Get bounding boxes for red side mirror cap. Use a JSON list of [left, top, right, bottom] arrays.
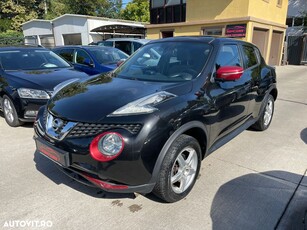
[[216, 66, 244, 81]]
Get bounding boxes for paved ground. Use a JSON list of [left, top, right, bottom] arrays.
[[0, 65, 306, 230]]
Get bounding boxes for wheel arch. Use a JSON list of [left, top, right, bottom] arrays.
[[269, 87, 278, 101], [149, 121, 208, 185]]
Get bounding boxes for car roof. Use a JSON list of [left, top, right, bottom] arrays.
[[104, 38, 151, 44], [0, 45, 46, 51], [148, 36, 256, 47], [53, 45, 120, 50]]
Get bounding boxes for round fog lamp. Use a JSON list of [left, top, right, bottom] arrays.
[[90, 132, 124, 162], [98, 133, 123, 156]]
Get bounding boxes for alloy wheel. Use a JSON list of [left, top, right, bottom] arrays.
[[171, 147, 198, 194], [3, 98, 14, 123], [263, 99, 273, 126]]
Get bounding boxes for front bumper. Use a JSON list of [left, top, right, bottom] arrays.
[[33, 107, 170, 194], [34, 135, 155, 194], [18, 98, 48, 122]]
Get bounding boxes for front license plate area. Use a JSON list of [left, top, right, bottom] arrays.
[[36, 138, 70, 167]]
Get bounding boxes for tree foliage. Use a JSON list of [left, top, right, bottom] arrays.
[[0, 0, 146, 33], [121, 0, 149, 22], [0, 0, 45, 31]]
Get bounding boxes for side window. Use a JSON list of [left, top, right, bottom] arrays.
[[242, 45, 258, 68], [216, 45, 242, 70], [133, 42, 143, 52], [55, 49, 74, 62], [115, 41, 132, 55], [75, 49, 92, 65]]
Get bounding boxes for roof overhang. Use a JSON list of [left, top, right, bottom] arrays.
[[91, 24, 146, 35]]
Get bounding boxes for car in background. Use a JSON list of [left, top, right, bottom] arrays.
[[53, 46, 129, 76], [0, 46, 88, 127], [98, 38, 150, 55], [34, 37, 277, 202]]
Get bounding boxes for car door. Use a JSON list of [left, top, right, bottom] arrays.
[[240, 45, 262, 116], [206, 43, 253, 144], [73, 49, 98, 75]]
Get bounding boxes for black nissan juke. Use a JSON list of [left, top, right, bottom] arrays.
[[34, 37, 277, 202]]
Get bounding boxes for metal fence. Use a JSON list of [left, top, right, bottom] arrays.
[[287, 34, 307, 65]]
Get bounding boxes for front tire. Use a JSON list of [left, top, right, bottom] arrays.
[[153, 134, 201, 203], [252, 94, 274, 131], [2, 95, 23, 127]]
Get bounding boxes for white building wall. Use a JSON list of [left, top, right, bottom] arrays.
[[53, 16, 89, 45], [22, 21, 52, 36], [22, 14, 146, 46]]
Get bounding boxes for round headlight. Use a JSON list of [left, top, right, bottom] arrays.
[[90, 132, 124, 162]]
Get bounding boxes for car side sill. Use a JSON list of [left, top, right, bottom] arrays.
[[207, 117, 256, 156]]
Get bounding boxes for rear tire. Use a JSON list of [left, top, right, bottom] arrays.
[[153, 134, 201, 203], [2, 95, 23, 127], [252, 94, 274, 131]]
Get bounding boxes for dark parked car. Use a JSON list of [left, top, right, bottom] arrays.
[[0, 46, 88, 127], [98, 38, 150, 55], [34, 37, 277, 202], [53, 46, 129, 75]]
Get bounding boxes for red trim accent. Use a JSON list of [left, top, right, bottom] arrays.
[[216, 66, 244, 81], [89, 132, 124, 162], [38, 145, 60, 162], [82, 173, 128, 190]]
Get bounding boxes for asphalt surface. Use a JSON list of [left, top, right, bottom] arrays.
[[0, 65, 307, 230]]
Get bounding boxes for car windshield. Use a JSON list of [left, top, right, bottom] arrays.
[[0, 49, 71, 71], [90, 48, 129, 65], [113, 41, 211, 82]]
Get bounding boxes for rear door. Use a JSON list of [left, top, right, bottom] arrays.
[[240, 44, 262, 117]]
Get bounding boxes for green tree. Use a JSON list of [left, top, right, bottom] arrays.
[[120, 0, 149, 22], [43, 0, 67, 20], [61, 0, 122, 18], [0, 0, 45, 31]]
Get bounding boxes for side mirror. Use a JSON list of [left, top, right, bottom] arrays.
[[83, 58, 94, 67], [216, 66, 244, 81], [117, 59, 125, 67]]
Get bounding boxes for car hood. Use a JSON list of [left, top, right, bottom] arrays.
[[7, 68, 88, 91], [48, 74, 193, 122]]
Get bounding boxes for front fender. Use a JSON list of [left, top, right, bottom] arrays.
[[148, 121, 209, 185]]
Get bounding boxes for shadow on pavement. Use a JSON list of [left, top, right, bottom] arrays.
[[301, 128, 307, 144], [210, 171, 307, 230], [33, 151, 137, 200]]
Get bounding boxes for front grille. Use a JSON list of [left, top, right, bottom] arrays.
[[67, 123, 142, 138]]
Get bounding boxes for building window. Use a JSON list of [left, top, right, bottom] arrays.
[[277, 0, 282, 6], [203, 27, 223, 36], [161, 31, 174, 38], [150, 0, 186, 24]]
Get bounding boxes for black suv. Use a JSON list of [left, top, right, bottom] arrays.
[[0, 46, 88, 127], [34, 37, 277, 203]]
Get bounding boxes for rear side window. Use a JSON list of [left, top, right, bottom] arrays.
[[75, 49, 92, 65], [54, 48, 74, 62], [115, 41, 132, 55], [133, 42, 143, 52], [242, 45, 258, 68], [216, 45, 242, 70]]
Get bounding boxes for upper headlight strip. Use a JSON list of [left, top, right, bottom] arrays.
[[109, 91, 177, 116]]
